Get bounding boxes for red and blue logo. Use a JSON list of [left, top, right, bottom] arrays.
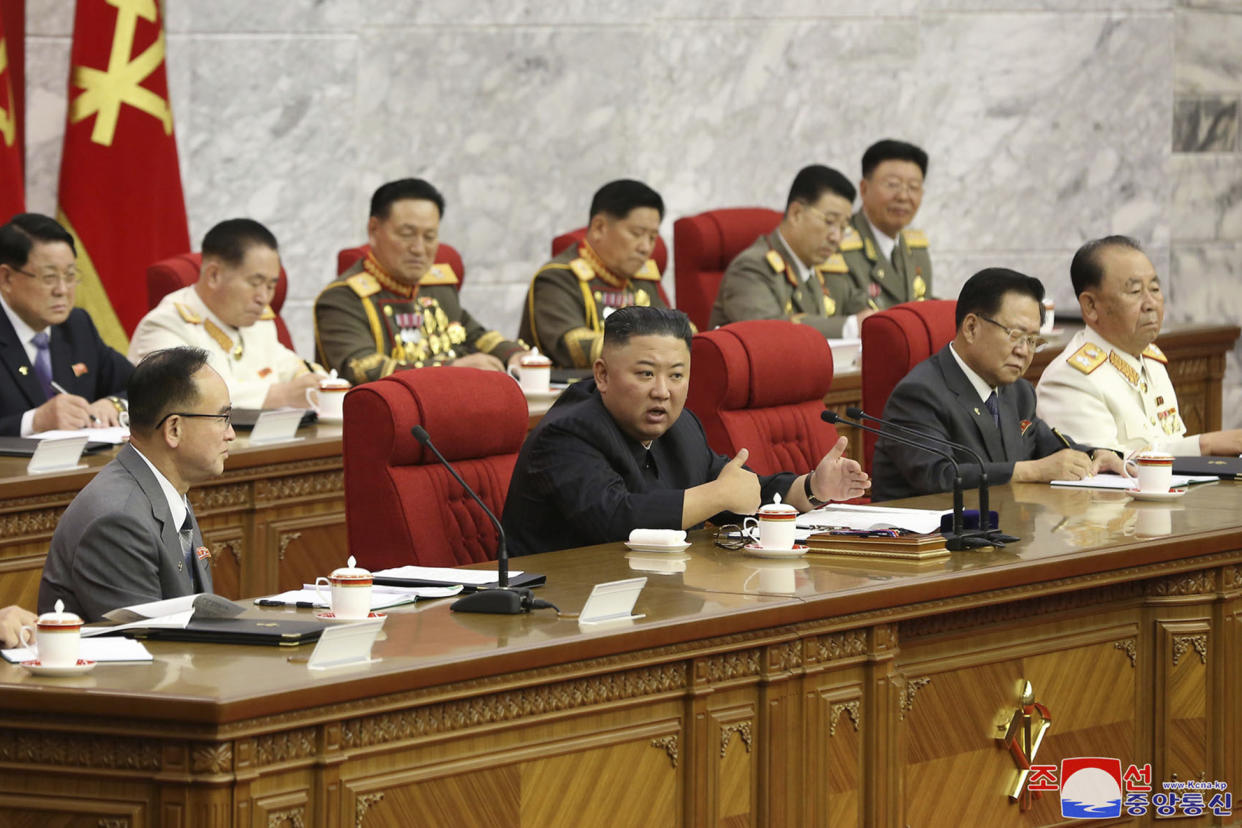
[[1061, 757, 1123, 819]]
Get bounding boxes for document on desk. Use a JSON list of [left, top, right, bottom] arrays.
[[251, 585, 462, 609], [28, 425, 130, 444], [372, 565, 524, 586], [796, 504, 950, 535], [2, 637, 153, 663], [1051, 473, 1217, 489]]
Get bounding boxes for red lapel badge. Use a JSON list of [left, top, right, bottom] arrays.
[[195, 546, 211, 561], [1019, 419, 1033, 435], [71, 362, 88, 376]]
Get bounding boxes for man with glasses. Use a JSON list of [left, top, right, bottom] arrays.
[[130, 218, 323, 408], [1037, 236, 1242, 456], [871, 268, 1125, 501], [39, 347, 233, 620], [709, 165, 873, 337], [0, 213, 132, 435], [838, 139, 934, 309]]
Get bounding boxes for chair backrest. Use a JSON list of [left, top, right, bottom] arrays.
[[672, 208, 783, 331], [335, 243, 467, 289], [342, 367, 528, 569], [860, 299, 958, 471], [145, 252, 294, 350], [550, 228, 671, 306], [685, 320, 838, 476]]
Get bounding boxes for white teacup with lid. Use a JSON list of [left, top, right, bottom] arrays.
[[1127, 450, 1174, 493], [743, 493, 799, 550], [21, 599, 82, 667], [314, 556, 372, 619], [306, 371, 351, 423], [515, 348, 553, 394]]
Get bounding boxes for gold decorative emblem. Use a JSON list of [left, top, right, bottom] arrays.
[[1107, 350, 1139, 388], [864, 237, 877, 261], [765, 250, 785, 273], [823, 295, 836, 316], [997, 679, 1052, 811], [913, 274, 927, 299], [1068, 343, 1105, 374], [18, 365, 27, 376], [635, 289, 651, 307]]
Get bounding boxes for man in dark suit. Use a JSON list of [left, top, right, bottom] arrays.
[[39, 347, 231, 620], [871, 268, 1126, 501], [0, 213, 132, 436]]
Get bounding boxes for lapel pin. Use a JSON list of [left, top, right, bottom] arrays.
[[18, 365, 28, 375], [973, 407, 982, 416]]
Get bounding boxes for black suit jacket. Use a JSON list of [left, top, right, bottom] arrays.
[[871, 344, 1086, 501], [0, 307, 133, 435]]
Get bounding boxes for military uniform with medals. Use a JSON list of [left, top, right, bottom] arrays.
[[707, 231, 868, 337], [519, 241, 671, 369], [1035, 326, 1200, 456], [129, 285, 312, 409], [314, 254, 523, 385], [834, 210, 932, 310]]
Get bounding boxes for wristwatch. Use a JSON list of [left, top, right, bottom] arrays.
[[804, 474, 829, 508]]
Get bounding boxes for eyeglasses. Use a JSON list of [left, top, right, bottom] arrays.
[[156, 410, 233, 429], [978, 315, 1045, 351], [14, 267, 81, 289], [802, 204, 851, 235], [873, 177, 923, 197]]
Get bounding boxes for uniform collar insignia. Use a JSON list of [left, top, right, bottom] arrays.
[[578, 240, 630, 289], [364, 252, 416, 298]]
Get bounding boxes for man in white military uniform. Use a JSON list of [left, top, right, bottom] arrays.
[[1037, 235, 1242, 456], [130, 219, 322, 409]]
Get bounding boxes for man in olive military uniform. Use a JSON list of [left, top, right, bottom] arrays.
[[709, 165, 872, 338], [519, 179, 673, 369], [837, 139, 933, 309], [315, 179, 526, 384]]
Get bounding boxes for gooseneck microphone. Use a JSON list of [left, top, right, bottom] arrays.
[[845, 406, 1019, 545], [411, 426, 555, 614], [822, 411, 990, 550]]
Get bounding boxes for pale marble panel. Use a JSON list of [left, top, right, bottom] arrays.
[[1175, 6, 1242, 95], [921, 0, 1170, 9], [1173, 95, 1239, 152], [1169, 154, 1242, 241], [165, 1, 362, 34], [21, 36, 71, 216], [1168, 242, 1242, 429], [24, 0, 73, 36]]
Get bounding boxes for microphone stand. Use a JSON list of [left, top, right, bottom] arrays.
[[411, 426, 541, 614], [823, 411, 993, 550], [846, 406, 1019, 545]]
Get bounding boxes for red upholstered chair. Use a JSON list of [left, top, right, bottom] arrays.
[[341, 367, 527, 569], [672, 207, 782, 331], [145, 252, 295, 350], [335, 243, 467, 289], [859, 299, 958, 471], [550, 228, 670, 305], [685, 320, 838, 477]]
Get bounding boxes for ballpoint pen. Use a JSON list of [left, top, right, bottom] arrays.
[[49, 380, 99, 423]]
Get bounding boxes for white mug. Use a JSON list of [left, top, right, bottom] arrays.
[[514, 350, 553, 394], [743, 495, 798, 550], [314, 556, 372, 619], [306, 380, 349, 423], [1127, 451, 1174, 493], [21, 599, 82, 667], [1040, 298, 1055, 335]]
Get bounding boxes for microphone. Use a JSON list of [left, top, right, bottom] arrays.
[[410, 426, 553, 614], [845, 406, 1018, 544]]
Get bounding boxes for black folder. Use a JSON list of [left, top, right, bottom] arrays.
[[1172, 456, 1242, 480], [373, 571, 546, 593], [228, 408, 318, 431], [0, 436, 114, 457], [130, 616, 326, 646]]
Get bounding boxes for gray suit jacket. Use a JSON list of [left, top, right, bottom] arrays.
[[871, 344, 1086, 501], [39, 443, 213, 621]]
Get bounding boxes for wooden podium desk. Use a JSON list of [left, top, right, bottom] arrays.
[[2, 482, 1241, 827]]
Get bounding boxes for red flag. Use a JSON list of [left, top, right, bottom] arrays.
[[57, 0, 189, 350], [0, 6, 23, 222]]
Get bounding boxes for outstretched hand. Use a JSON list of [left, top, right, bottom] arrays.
[[810, 436, 870, 502]]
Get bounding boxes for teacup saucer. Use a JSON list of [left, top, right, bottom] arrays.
[[743, 543, 809, 559], [20, 659, 96, 677], [314, 611, 386, 622], [1125, 488, 1187, 502], [624, 541, 691, 554], [522, 389, 560, 402]]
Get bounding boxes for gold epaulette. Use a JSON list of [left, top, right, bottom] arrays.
[[901, 228, 929, 249], [838, 230, 863, 252], [346, 273, 381, 298], [765, 250, 785, 273], [633, 259, 661, 282], [1067, 342, 1107, 374], [570, 258, 595, 283], [259, 305, 276, 321], [1142, 343, 1168, 364], [174, 302, 201, 324], [818, 254, 849, 274], [419, 263, 459, 286]]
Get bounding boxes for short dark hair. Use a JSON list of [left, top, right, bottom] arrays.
[[128, 347, 211, 433], [1069, 235, 1144, 297], [955, 267, 1046, 329], [589, 179, 664, 223], [785, 165, 856, 212], [201, 218, 278, 267], [603, 306, 692, 351], [370, 178, 446, 221], [861, 139, 929, 179], [0, 213, 77, 269]]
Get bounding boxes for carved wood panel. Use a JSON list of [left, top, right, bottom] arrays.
[[708, 705, 756, 827], [807, 683, 863, 828], [1157, 621, 1211, 788], [264, 513, 348, 593], [198, 521, 245, 600]]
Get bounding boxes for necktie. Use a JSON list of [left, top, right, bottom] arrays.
[[179, 512, 199, 591], [31, 331, 54, 399], [984, 391, 1000, 429]]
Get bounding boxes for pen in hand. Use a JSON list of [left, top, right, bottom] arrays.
[[49, 380, 99, 424]]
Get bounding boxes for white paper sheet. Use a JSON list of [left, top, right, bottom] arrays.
[[251, 585, 461, 609], [29, 425, 130, 444], [1051, 474, 1217, 490], [81, 609, 193, 637], [103, 594, 200, 623], [796, 504, 950, 535], [3, 637, 153, 663], [372, 565, 523, 586]]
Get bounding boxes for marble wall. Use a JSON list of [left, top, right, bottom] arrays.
[[19, 0, 1241, 428]]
